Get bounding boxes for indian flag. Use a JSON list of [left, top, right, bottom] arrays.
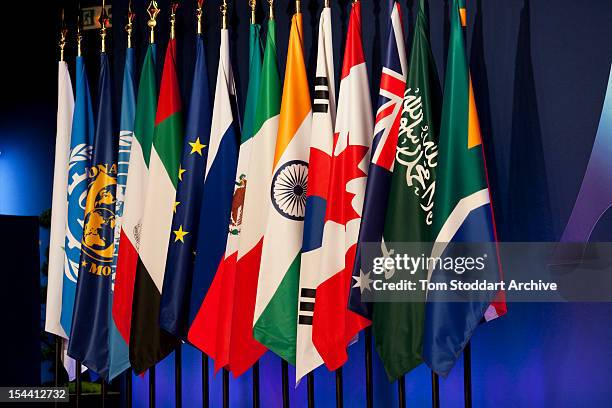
[[253, 11, 312, 364]]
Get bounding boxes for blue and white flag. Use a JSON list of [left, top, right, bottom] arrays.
[[68, 52, 116, 380], [61, 55, 94, 337]]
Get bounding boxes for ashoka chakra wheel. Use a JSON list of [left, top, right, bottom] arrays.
[[271, 160, 308, 221]]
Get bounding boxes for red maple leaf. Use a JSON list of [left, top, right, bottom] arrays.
[[324, 132, 369, 226]]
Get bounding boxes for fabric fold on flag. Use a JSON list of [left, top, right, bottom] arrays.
[[108, 45, 137, 381], [68, 51, 116, 380], [188, 22, 262, 373], [130, 37, 183, 374], [113, 44, 157, 352], [160, 31, 213, 340], [296, 5, 336, 383], [231, 17, 282, 376], [252, 11, 312, 364], [423, 0, 506, 377], [46, 58, 77, 379], [187, 28, 240, 361]]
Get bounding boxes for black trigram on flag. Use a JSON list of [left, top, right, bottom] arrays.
[[298, 288, 316, 325], [313, 76, 330, 113]]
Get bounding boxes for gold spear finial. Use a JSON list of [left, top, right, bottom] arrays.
[[147, 1, 161, 44], [126, 0, 136, 48], [59, 9, 67, 61], [324, 0, 330, 8], [196, 0, 204, 35], [220, 0, 228, 29], [249, 0, 256, 24], [295, 0, 301, 14], [99, 0, 110, 52], [268, 0, 274, 20], [170, 1, 179, 39], [76, 5, 84, 57]]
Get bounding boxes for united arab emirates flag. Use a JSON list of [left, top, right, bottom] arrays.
[[130, 37, 182, 373], [232, 16, 281, 376], [253, 11, 312, 364], [374, 0, 439, 380], [113, 44, 157, 349]]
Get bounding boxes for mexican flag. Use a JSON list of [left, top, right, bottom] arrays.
[[231, 16, 281, 376], [253, 11, 312, 364]]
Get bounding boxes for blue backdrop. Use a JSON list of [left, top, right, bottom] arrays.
[[2, 0, 612, 406]]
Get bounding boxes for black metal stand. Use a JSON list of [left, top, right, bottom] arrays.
[[75, 360, 82, 408], [101, 380, 107, 408], [253, 362, 260, 408], [365, 328, 373, 408], [223, 369, 230, 408], [202, 354, 209, 408], [149, 366, 156, 408], [282, 360, 289, 408], [335, 368, 343, 408], [431, 371, 440, 408], [398, 375, 406, 408], [126, 368, 132, 408], [176, 345, 182, 408], [307, 372, 315, 408], [464, 342, 472, 408]]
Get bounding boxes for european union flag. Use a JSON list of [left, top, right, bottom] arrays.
[[159, 33, 212, 338], [68, 51, 117, 380]]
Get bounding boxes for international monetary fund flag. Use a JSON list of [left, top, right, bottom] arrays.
[[46, 57, 76, 379], [188, 21, 261, 372], [374, 0, 437, 380], [131, 37, 183, 374], [113, 43, 157, 351], [187, 28, 240, 354], [348, 0, 407, 321], [252, 11, 311, 364], [108, 44, 137, 381], [296, 4, 336, 383], [423, 0, 506, 376], [312, 0, 372, 371], [61, 55, 94, 338], [68, 52, 116, 380], [231, 16, 280, 375], [160, 31, 213, 339]]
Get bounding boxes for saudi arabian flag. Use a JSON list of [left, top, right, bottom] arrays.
[[374, 0, 439, 380], [253, 12, 311, 364], [231, 16, 281, 375]]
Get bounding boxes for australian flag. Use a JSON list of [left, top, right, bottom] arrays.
[[68, 51, 116, 380], [159, 33, 212, 339], [348, 0, 408, 318]]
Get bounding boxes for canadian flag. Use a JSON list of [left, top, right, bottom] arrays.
[[311, 0, 373, 371]]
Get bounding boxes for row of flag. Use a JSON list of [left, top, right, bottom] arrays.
[[46, 0, 506, 384]]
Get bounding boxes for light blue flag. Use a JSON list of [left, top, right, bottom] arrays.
[[60, 55, 94, 336], [108, 47, 136, 380]]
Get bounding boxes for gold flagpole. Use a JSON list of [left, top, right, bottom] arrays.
[[295, 0, 300, 13], [196, 0, 204, 35], [147, 1, 161, 44], [99, 0, 109, 52], [324, 0, 330, 8], [170, 1, 179, 40], [126, 0, 135, 49], [59, 9, 67, 62], [76, 4, 83, 57], [221, 0, 228, 29], [268, 0, 274, 20], [249, 0, 256, 24]]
